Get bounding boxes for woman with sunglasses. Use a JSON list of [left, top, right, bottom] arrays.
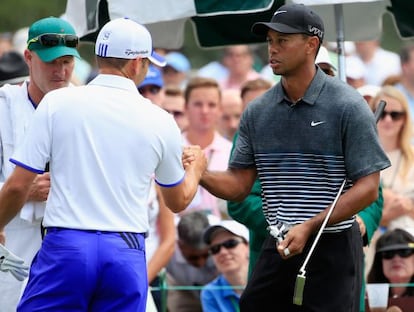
[[201, 220, 249, 312], [367, 228, 414, 300], [370, 86, 414, 235]]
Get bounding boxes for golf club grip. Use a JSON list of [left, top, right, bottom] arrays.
[[374, 100, 386, 123]]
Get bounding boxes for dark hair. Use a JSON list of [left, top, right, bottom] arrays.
[[177, 211, 210, 250], [367, 229, 414, 297], [96, 56, 130, 70], [240, 78, 272, 100], [164, 85, 183, 97], [184, 76, 221, 104]]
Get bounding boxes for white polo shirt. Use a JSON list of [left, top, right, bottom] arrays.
[[11, 74, 185, 233]]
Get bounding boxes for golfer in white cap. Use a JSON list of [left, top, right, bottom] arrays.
[[0, 17, 206, 311]]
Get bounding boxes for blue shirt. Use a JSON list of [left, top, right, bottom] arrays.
[[201, 275, 241, 312]]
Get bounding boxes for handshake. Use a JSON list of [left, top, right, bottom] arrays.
[[0, 244, 29, 281], [268, 221, 291, 244]]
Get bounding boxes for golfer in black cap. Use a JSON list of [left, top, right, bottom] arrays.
[[189, 3, 390, 311]]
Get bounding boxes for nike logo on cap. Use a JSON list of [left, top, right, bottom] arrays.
[[310, 121, 325, 127], [273, 10, 287, 16]]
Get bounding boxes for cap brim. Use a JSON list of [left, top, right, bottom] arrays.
[[203, 225, 224, 245], [138, 79, 163, 88], [148, 51, 166, 67], [35, 46, 80, 62], [377, 243, 414, 253], [0, 75, 29, 87], [252, 22, 307, 36]]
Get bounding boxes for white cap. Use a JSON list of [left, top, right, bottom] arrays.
[[345, 55, 365, 80], [315, 46, 336, 70], [204, 220, 249, 244], [95, 18, 166, 67], [357, 85, 381, 98]]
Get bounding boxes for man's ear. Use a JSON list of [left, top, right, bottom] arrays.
[[307, 37, 320, 57]]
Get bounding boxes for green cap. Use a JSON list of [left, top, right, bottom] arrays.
[[27, 17, 80, 62]]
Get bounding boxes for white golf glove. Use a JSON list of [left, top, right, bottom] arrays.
[[268, 221, 291, 244], [0, 244, 29, 281]]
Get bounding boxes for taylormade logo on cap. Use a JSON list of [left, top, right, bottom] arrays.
[[95, 18, 166, 67]]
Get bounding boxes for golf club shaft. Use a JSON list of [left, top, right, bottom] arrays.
[[298, 99, 386, 274]]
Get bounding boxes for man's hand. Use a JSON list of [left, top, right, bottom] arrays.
[[355, 215, 366, 237], [276, 222, 313, 259], [182, 145, 207, 175], [0, 244, 29, 281], [27, 172, 50, 202], [0, 229, 5, 245]]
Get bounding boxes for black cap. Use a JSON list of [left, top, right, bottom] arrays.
[[0, 51, 29, 86], [251, 3, 324, 43]]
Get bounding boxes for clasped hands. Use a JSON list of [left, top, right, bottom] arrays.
[[182, 145, 207, 175]]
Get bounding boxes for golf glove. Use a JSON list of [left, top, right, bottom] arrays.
[[0, 244, 29, 281], [268, 221, 291, 244]]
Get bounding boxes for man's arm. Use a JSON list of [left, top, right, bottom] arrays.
[[200, 167, 257, 202], [278, 172, 380, 257], [357, 185, 383, 246], [0, 166, 37, 232], [160, 146, 207, 213]]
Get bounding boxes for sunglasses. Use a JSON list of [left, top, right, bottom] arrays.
[[28, 33, 79, 48], [138, 86, 161, 95], [379, 110, 406, 121], [209, 238, 243, 255], [382, 248, 414, 260]]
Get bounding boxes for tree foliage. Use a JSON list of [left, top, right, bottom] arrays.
[[0, 0, 66, 34]]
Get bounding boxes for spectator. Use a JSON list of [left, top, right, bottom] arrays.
[[140, 83, 177, 311], [315, 45, 336, 77], [161, 85, 188, 132], [219, 45, 261, 91], [357, 85, 381, 106], [181, 77, 232, 219], [345, 55, 367, 89], [163, 51, 191, 89], [395, 44, 414, 123], [166, 211, 219, 312], [0, 32, 12, 57], [137, 64, 165, 106], [367, 228, 414, 298], [201, 220, 250, 312], [0, 51, 29, 86], [145, 179, 175, 312], [240, 78, 273, 108], [354, 40, 401, 86], [217, 89, 243, 141], [371, 86, 414, 234]]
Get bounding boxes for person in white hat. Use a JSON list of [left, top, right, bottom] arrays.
[[201, 220, 250, 312], [0, 17, 206, 311]]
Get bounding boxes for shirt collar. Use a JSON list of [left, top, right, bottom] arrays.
[[88, 74, 140, 95], [276, 66, 327, 106]]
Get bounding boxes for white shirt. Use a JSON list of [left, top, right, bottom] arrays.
[[11, 74, 185, 233], [0, 81, 45, 222], [362, 48, 401, 86]]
